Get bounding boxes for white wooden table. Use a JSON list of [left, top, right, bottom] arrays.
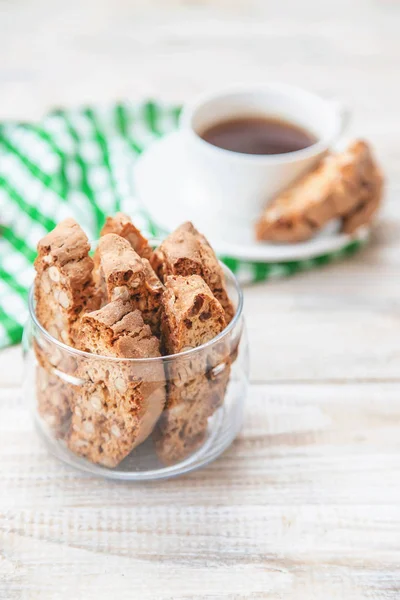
[[1, 1, 400, 598]]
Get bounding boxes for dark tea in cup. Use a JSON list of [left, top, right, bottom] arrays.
[[200, 116, 317, 156]]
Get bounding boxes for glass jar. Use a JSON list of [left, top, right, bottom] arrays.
[[23, 265, 249, 480]]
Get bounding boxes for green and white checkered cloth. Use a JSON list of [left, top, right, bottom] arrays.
[[0, 100, 364, 349]]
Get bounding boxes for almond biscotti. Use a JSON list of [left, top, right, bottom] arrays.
[[100, 212, 153, 260], [69, 299, 166, 467], [151, 222, 235, 324], [93, 213, 153, 288], [255, 140, 384, 243], [97, 233, 144, 299], [34, 219, 99, 433], [154, 275, 229, 465], [97, 233, 164, 334], [34, 218, 99, 346]]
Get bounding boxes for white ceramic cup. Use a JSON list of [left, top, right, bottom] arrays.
[[180, 83, 347, 233]]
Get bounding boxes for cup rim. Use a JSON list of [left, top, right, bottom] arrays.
[[179, 82, 342, 164], [28, 262, 243, 364]]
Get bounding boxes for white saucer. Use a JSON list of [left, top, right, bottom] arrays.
[[134, 131, 370, 262]]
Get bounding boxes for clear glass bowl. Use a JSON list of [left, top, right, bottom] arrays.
[[23, 265, 249, 481]]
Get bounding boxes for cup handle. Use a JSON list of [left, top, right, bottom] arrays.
[[328, 99, 351, 140]]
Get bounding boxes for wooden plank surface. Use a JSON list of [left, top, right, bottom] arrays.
[[1, 0, 400, 598], [1, 383, 400, 598]]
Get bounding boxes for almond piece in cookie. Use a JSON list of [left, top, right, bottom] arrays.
[[69, 299, 166, 467], [97, 233, 164, 334], [151, 221, 234, 324], [255, 140, 384, 243], [154, 275, 230, 465]]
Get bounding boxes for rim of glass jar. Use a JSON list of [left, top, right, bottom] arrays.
[[28, 262, 243, 363]]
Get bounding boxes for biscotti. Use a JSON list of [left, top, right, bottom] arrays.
[[100, 212, 153, 260], [151, 221, 235, 324], [69, 299, 166, 467], [154, 275, 229, 464], [34, 219, 99, 433], [255, 140, 384, 243], [34, 218, 99, 345], [97, 233, 144, 300], [97, 233, 164, 334]]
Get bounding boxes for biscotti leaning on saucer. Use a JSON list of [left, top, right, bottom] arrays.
[[255, 140, 384, 243]]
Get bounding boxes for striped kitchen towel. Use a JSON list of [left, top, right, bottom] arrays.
[[0, 100, 364, 349]]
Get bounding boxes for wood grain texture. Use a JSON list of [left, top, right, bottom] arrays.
[[1, 0, 400, 598], [1, 383, 400, 599]]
